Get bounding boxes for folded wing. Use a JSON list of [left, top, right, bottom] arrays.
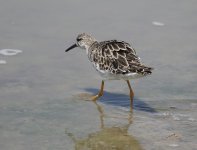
[[100, 40, 153, 75]]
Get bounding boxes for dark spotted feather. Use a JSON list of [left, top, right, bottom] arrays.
[[98, 40, 153, 75]]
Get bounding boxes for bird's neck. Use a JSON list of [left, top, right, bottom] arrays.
[[86, 41, 98, 54]]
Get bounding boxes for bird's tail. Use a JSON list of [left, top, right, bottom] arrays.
[[135, 64, 153, 75]]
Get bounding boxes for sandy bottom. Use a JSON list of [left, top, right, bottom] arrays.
[[0, 0, 197, 149]]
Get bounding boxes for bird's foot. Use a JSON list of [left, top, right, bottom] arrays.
[[91, 94, 101, 101]]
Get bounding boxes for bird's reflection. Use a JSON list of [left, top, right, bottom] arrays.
[[66, 101, 143, 150]]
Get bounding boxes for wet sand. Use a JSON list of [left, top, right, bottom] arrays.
[[0, 0, 197, 149]]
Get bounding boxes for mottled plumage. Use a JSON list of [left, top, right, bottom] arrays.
[[65, 33, 153, 107], [88, 39, 153, 79]]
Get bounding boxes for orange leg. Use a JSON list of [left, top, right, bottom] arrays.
[[126, 80, 134, 108], [91, 80, 104, 101]]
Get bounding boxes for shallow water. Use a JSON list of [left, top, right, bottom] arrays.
[[0, 0, 197, 150]]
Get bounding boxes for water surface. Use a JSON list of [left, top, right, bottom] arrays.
[[0, 0, 196, 149]]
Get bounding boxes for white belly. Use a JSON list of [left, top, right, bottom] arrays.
[[97, 70, 145, 80], [93, 62, 147, 80]]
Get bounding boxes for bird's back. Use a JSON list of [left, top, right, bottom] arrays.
[[88, 40, 153, 80]]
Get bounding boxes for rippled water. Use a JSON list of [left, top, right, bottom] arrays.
[[0, 0, 196, 150]]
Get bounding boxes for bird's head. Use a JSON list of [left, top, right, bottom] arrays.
[[65, 33, 96, 52]]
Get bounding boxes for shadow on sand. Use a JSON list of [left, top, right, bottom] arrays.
[[84, 88, 157, 113]]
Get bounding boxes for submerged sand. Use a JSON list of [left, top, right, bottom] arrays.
[[0, 0, 197, 149]]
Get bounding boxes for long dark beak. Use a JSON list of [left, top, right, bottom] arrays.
[[65, 44, 78, 52]]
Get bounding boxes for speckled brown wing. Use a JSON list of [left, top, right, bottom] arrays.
[[99, 40, 153, 75]]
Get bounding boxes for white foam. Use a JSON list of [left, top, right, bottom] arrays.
[[0, 49, 23, 56], [0, 60, 7, 64], [152, 21, 165, 26]]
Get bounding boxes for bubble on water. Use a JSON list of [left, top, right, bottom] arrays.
[[0, 60, 7, 64], [152, 21, 165, 26], [188, 117, 195, 121], [0, 49, 23, 56], [169, 143, 179, 147], [191, 103, 197, 108], [177, 114, 189, 117], [162, 112, 171, 116], [172, 115, 181, 121]]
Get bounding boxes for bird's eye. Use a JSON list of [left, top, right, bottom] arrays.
[[77, 38, 82, 42]]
